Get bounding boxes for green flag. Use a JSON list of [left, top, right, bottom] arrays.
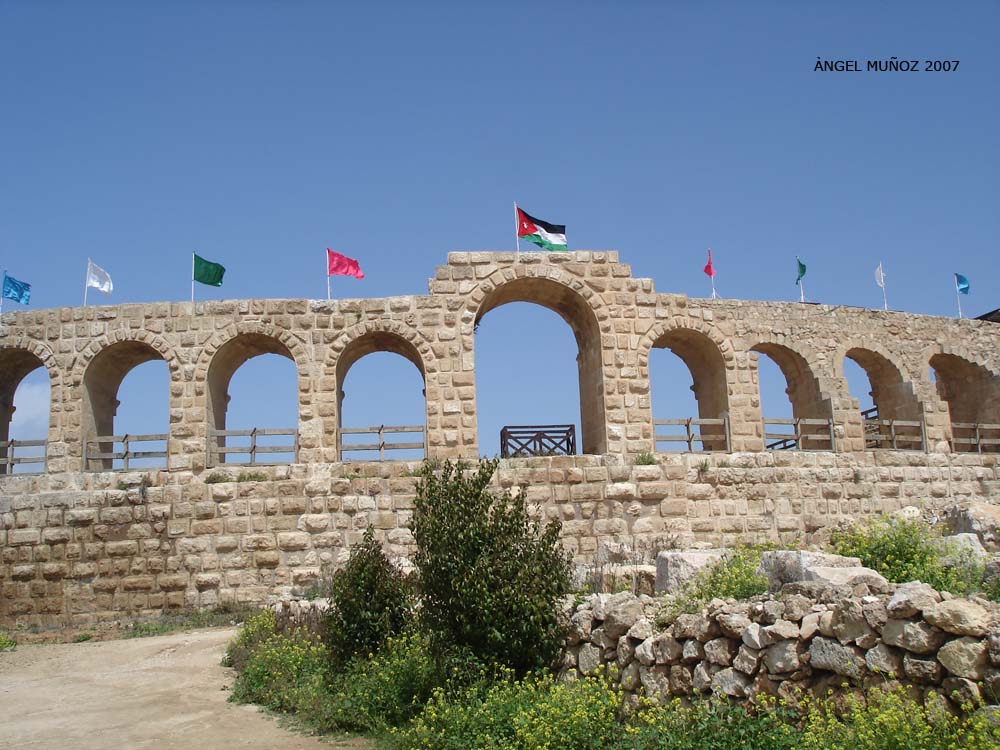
[[193, 253, 225, 287], [795, 257, 807, 285]]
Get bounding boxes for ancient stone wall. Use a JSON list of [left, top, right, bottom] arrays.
[[3, 452, 1000, 629], [2, 251, 1000, 473], [4, 251, 1000, 627]]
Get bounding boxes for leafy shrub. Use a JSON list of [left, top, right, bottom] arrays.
[[395, 678, 998, 750], [831, 517, 984, 594], [73, 633, 93, 642], [664, 545, 769, 618], [798, 685, 998, 750], [634, 452, 657, 466], [230, 625, 326, 712], [203, 471, 230, 484], [325, 526, 412, 670], [296, 631, 443, 733], [237, 470, 268, 482], [411, 458, 572, 674], [0, 631, 16, 651], [223, 609, 277, 670]]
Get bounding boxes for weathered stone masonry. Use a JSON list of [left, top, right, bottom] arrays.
[[3, 251, 1000, 627]]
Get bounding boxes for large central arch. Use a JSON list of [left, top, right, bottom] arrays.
[[473, 275, 607, 455]]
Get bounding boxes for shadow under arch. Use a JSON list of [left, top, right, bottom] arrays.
[[0, 346, 51, 473], [929, 352, 1000, 451], [844, 347, 922, 421], [648, 326, 730, 450], [474, 275, 606, 455], [82, 340, 167, 470]]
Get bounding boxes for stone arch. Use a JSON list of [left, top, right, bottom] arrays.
[[750, 340, 833, 448], [465, 268, 608, 455], [198, 323, 310, 438], [76, 330, 180, 470], [327, 320, 436, 458], [839, 345, 922, 421], [638, 320, 733, 450], [0, 338, 57, 472], [928, 349, 1000, 451]]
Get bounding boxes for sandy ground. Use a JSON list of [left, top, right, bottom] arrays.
[[0, 627, 371, 750]]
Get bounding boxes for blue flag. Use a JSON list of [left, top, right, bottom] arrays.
[[2, 273, 31, 305], [955, 273, 970, 295]]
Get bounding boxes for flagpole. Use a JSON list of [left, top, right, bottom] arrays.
[[710, 274, 717, 300], [880, 264, 888, 311], [191, 253, 195, 303], [956, 278, 963, 319], [326, 251, 331, 301], [514, 202, 521, 260], [84, 258, 90, 307], [799, 279, 805, 303]]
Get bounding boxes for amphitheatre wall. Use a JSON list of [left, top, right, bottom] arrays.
[[3, 251, 1000, 627]]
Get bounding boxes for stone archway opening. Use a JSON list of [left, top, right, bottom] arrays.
[[844, 348, 923, 449], [0, 348, 50, 474], [82, 341, 168, 470], [751, 343, 833, 450], [335, 331, 427, 461], [206, 333, 299, 465], [649, 328, 730, 452], [930, 353, 1000, 452], [473, 277, 606, 456]]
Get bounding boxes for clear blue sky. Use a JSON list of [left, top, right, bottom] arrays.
[[2, 1, 997, 462]]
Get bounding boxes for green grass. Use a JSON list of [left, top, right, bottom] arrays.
[[124, 608, 248, 639]]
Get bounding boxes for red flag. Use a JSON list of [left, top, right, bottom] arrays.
[[703, 248, 716, 278], [327, 249, 364, 279]]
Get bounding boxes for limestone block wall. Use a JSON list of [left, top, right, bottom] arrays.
[[2, 452, 1000, 629], [2, 251, 1000, 474]]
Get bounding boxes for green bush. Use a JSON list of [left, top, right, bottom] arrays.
[[411, 458, 572, 674], [634, 452, 657, 466], [296, 631, 443, 734], [394, 677, 998, 750], [798, 685, 998, 750], [223, 609, 277, 670], [0, 631, 16, 651], [664, 545, 769, 619], [203, 471, 230, 484], [325, 526, 412, 670], [237, 470, 268, 482], [230, 624, 326, 712], [831, 517, 984, 595]]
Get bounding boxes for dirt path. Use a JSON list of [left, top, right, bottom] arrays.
[[0, 628, 371, 749]]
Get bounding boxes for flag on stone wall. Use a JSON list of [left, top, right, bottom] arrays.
[[2, 273, 31, 305], [516, 206, 567, 251], [193, 254, 226, 287]]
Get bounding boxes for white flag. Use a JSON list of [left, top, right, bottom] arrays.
[[86, 260, 113, 295], [874, 262, 885, 289]]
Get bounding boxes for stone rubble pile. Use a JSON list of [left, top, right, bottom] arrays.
[[560, 583, 1000, 712]]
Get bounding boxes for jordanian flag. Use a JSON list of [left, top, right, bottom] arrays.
[[516, 206, 567, 251]]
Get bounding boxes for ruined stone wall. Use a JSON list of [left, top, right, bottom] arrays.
[[4, 251, 1000, 627], [3, 451, 1000, 629], [2, 251, 1000, 473]]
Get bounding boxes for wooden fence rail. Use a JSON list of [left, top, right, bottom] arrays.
[[338, 425, 426, 461], [208, 428, 299, 467], [85, 434, 168, 471], [950, 422, 1000, 454], [0, 439, 47, 475], [653, 416, 731, 452], [764, 417, 836, 451], [500, 425, 576, 458]]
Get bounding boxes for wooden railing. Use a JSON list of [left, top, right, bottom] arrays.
[[654, 417, 731, 452], [0, 439, 47, 475], [338, 425, 426, 461], [208, 428, 299, 467], [950, 422, 1000, 453], [764, 418, 836, 451], [861, 406, 926, 450], [500, 424, 576, 458], [85, 434, 168, 471]]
